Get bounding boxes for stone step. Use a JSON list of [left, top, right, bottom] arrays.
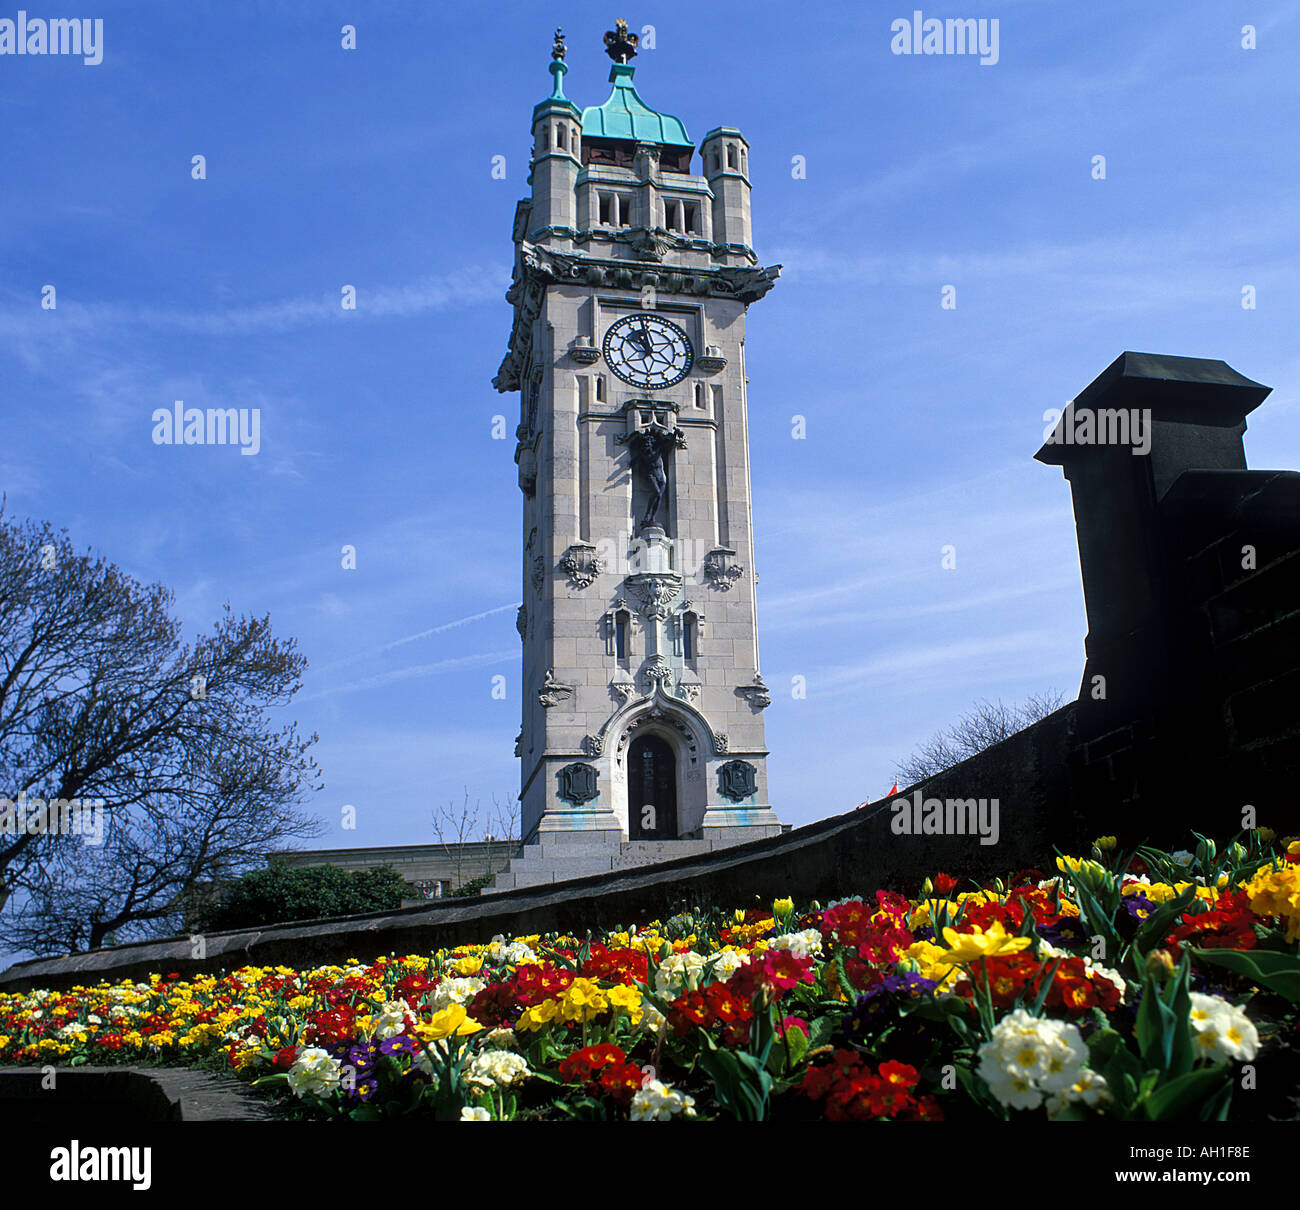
[[505, 856, 616, 875], [619, 840, 713, 861]]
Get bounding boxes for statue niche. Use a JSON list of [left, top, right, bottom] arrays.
[[617, 418, 686, 534]]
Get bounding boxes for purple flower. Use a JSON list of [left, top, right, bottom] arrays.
[[881, 973, 938, 997], [1123, 894, 1157, 921]]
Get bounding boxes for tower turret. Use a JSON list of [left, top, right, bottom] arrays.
[[700, 127, 753, 262], [528, 29, 582, 247]]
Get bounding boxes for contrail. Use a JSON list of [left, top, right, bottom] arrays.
[[313, 602, 521, 674], [378, 603, 522, 652]]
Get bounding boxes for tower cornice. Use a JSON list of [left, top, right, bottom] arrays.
[[494, 244, 779, 391]]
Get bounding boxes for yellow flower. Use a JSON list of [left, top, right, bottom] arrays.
[[1241, 863, 1300, 942], [1093, 836, 1117, 853], [899, 941, 964, 991], [453, 956, 485, 976], [515, 999, 561, 1033], [773, 897, 794, 920], [606, 983, 643, 1026], [935, 922, 1032, 967], [414, 1004, 483, 1042], [559, 978, 609, 1024]]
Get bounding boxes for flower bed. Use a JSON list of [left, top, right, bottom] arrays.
[[1, 833, 1297, 1121]]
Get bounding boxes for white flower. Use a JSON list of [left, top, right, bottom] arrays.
[[369, 999, 412, 1041], [1189, 992, 1259, 1064], [654, 952, 708, 1001], [630, 1079, 696, 1121], [977, 1009, 1091, 1111], [768, 929, 823, 960], [287, 1047, 342, 1099], [708, 950, 748, 982], [484, 1027, 518, 1050], [466, 1049, 530, 1090], [1171, 850, 1195, 868], [56, 1022, 88, 1041], [1046, 1068, 1111, 1118], [639, 1001, 667, 1033], [489, 940, 539, 965], [86, 1014, 102, 1025], [431, 977, 486, 1010], [460, 1106, 492, 1121]]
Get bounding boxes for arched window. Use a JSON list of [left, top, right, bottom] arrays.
[[682, 611, 697, 663]]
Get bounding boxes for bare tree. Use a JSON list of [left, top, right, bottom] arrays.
[[0, 507, 323, 954], [432, 790, 521, 893], [895, 691, 1066, 786], [432, 790, 481, 891], [484, 791, 521, 881]]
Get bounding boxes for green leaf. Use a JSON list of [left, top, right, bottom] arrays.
[[1191, 947, 1300, 1003], [1131, 885, 1198, 957], [785, 1024, 810, 1069], [1141, 1065, 1232, 1121], [1135, 958, 1193, 1078]]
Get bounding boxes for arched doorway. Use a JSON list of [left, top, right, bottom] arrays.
[[627, 733, 677, 840]]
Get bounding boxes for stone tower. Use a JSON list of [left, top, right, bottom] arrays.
[[491, 23, 783, 884]]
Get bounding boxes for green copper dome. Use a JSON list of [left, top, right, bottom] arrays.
[[580, 63, 692, 148]]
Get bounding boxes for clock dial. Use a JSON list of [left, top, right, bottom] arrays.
[[602, 314, 693, 389]]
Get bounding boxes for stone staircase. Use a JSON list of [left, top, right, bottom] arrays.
[[485, 837, 722, 892]]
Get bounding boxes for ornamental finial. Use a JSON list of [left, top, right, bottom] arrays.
[[603, 17, 638, 63], [551, 27, 566, 61]]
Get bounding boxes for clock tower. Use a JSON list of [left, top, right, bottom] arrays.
[[492, 22, 783, 885]]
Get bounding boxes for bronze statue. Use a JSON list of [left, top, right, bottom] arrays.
[[620, 421, 686, 531]]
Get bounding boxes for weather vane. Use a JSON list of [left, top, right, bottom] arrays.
[[603, 17, 639, 63], [551, 27, 566, 61]]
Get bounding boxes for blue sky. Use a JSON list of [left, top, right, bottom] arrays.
[[2, 0, 1298, 858]]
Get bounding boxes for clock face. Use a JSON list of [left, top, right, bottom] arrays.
[[602, 313, 693, 390]]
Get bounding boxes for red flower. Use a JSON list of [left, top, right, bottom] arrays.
[[580, 945, 648, 986], [877, 1060, 919, 1089], [1166, 891, 1259, 951], [931, 873, 958, 896], [271, 1045, 298, 1070], [857, 926, 914, 965], [905, 1094, 945, 1121], [597, 1061, 646, 1108], [559, 1043, 626, 1085], [304, 1008, 356, 1046], [468, 981, 523, 1029], [394, 973, 433, 1003], [731, 950, 815, 1001], [800, 1050, 924, 1121]]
